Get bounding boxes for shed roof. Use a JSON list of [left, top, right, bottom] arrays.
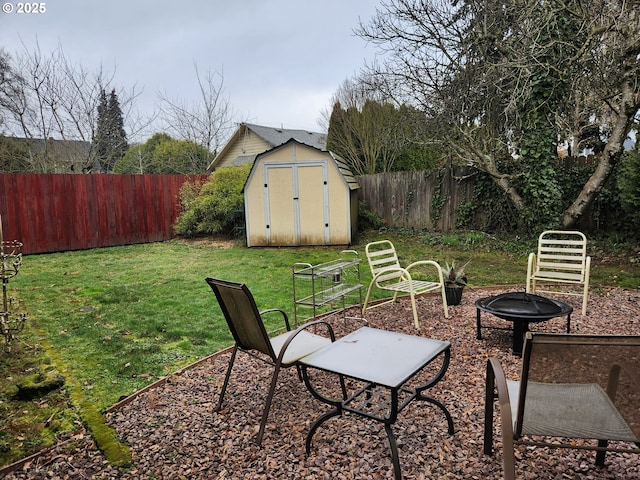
[[249, 138, 359, 191], [330, 151, 360, 191]]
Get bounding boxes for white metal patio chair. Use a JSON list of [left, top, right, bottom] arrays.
[[526, 230, 591, 315], [362, 240, 449, 329]]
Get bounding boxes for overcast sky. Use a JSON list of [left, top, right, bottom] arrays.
[[0, 0, 381, 140]]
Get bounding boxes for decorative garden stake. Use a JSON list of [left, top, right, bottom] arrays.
[[0, 214, 27, 352]]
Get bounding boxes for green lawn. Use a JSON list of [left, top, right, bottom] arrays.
[[1, 230, 638, 466]]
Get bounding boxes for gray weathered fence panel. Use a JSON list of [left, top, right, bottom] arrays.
[[357, 168, 475, 232]]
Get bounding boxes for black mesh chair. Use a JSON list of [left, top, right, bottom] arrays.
[[205, 277, 336, 445]]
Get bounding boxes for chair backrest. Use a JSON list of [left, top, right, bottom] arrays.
[[365, 240, 404, 283], [205, 277, 276, 359], [516, 332, 640, 440], [534, 230, 588, 282]]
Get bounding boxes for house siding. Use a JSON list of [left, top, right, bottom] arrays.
[[216, 130, 271, 168]]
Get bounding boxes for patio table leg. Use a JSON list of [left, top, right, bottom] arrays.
[[415, 395, 455, 434], [305, 408, 342, 455], [385, 423, 402, 480], [414, 348, 455, 434]]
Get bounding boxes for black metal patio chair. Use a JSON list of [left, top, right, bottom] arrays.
[[205, 277, 337, 445]]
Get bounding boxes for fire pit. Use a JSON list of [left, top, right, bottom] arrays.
[[475, 291, 572, 356]]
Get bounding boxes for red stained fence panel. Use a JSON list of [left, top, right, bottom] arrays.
[[0, 174, 209, 255]]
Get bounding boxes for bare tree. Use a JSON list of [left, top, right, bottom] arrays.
[[357, 0, 640, 229], [325, 74, 430, 175], [158, 64, 234, 163], [0, 49, 24, 133], [1, 42, 141, 172]]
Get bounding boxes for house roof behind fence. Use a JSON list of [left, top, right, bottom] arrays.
[[207, 123, 327, 171], [244, 123, 327, 151]]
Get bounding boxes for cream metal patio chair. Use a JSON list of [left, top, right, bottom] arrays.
[[484, 332, 640, 480], [362, 240, 449, 329], [205, 277, 336, 446], [526, 230, 591, 315]]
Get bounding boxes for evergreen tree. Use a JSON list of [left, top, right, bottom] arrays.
[[327, 96, 439, 175], [107, 89, 128, 167], [94, 90, 108, 170], [93, 88, 128, 172]]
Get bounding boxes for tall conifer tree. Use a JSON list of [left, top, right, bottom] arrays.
[[93, 88, 128, 172]]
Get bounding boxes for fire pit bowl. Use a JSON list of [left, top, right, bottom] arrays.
[[475, 291, 573, 355]]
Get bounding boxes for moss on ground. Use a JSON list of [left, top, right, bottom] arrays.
[[0, 319, 131, 469]]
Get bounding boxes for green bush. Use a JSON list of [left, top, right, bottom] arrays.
[[178, 177, 206, 212], [357, 201, 385, 231], [115, 133, 211, 174], [174, 164, 252, 237], [618, 149, 640, 233]]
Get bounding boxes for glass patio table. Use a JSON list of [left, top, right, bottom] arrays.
[[299, 326, 454, 480]]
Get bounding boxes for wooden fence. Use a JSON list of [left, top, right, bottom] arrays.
[[357, 167, 476, 232], [0, 174, 208, 254], [0, 163, 606, 255]]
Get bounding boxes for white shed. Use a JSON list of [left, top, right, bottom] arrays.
[[244, 139, 359, 247]]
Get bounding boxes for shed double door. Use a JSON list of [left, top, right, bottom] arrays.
[[263, 161, 329, 246]]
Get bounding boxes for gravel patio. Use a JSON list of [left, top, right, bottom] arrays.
[[3, 286, 640, 479]]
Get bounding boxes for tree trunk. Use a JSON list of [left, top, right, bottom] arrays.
[[561, 158, 613, 229], [450, 140, 526, 211], [495, 175, 525, 211], [561, 86, 639, 228]]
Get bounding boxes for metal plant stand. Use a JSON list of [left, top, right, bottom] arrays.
[[1, 215, 27, 352], [292, 250, 363, 327]]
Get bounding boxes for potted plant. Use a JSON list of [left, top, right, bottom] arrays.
[[441, 261, 469, 306]]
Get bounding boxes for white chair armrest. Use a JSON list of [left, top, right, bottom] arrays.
[[405, 260, 445, 284]]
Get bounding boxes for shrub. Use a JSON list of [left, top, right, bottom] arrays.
[[115, 133, 211, 174], [617, 149, 640, 233], [178, 177, 206, 213], [357, 201, 385, 231], [174, 164, 252, 237]]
